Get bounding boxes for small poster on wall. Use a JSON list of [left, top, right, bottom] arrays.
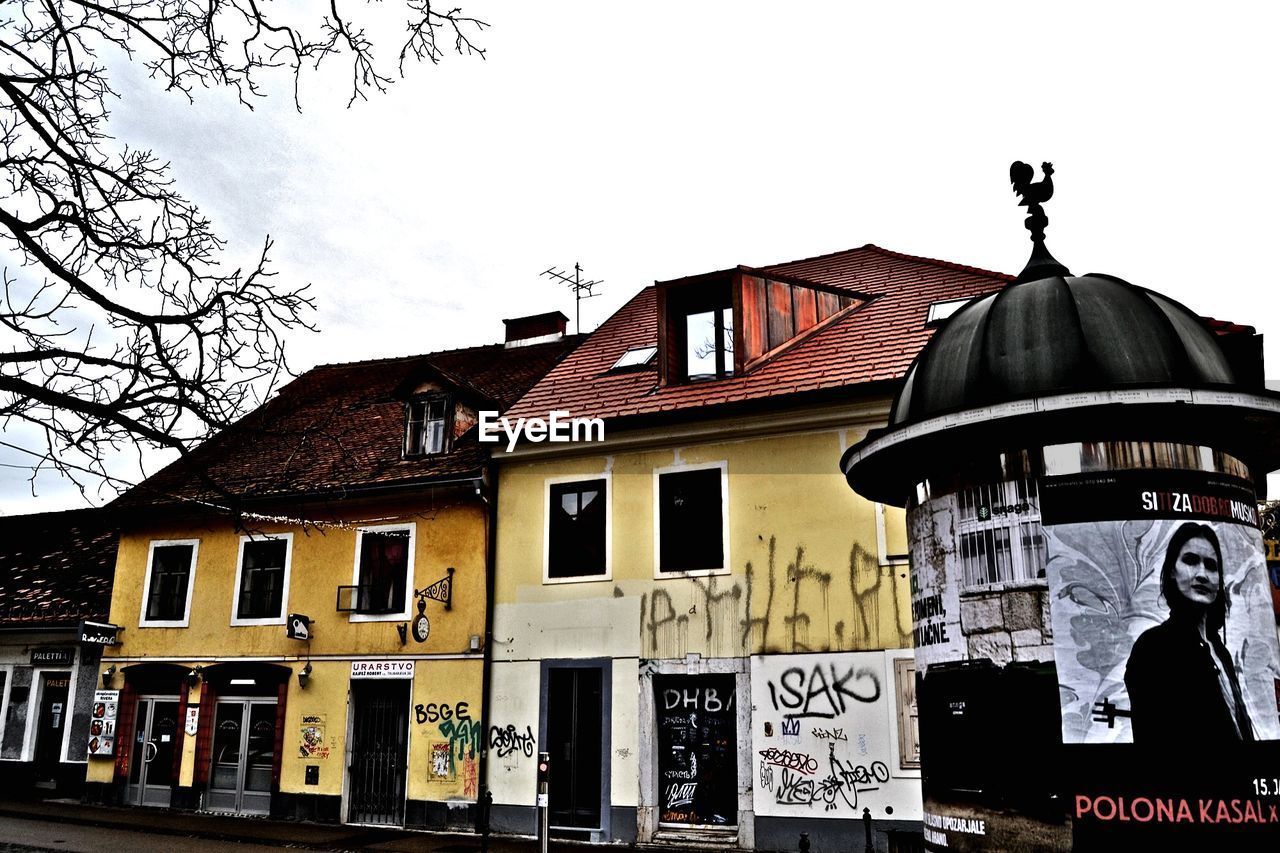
[[88, 689, 119, 756]]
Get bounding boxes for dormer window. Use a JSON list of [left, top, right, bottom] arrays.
[[404, 396, 449, 457], [659, 276, 737, 383], [658, 270, 863, 386]]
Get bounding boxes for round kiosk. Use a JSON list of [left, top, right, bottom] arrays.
[[842, 164, 1280, 851]]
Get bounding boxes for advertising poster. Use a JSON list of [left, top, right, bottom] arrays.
[[298, 714, 328, 759], [88, 689, 119, 757], [909, 461, 1280, 852]]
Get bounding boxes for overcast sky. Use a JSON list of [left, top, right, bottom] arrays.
[[3, 2, 1279, 513]]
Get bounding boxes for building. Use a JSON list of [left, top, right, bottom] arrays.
[[0, 508, 117, 796], [485, 246, 1022, 850], [84, 314, 579, 828]]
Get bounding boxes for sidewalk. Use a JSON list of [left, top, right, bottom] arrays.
[[0, 798, 617, 852]]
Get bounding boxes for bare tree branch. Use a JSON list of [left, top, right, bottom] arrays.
[[0, 1, 486, 509]]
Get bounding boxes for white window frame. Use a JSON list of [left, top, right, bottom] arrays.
[[926, 297, 972, 324], [138, 539, 201, 628], [0, 663, 13, 757], [652, 460, 730, 579], [348, 522, 416, 623], [875, 502, 911, 566], [229, 533, 294, 627], [18, 660, 80, 764], [543, 472, 613, 585]]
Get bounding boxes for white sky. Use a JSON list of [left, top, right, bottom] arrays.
[[3, 1, 1279, 513]]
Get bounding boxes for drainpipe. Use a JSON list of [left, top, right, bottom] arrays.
[[476, 463, 498, 846]]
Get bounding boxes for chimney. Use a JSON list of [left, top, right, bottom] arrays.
[[503, 311, 569, 348]]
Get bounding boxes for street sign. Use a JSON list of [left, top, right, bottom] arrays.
[[287, 613, 311, 641], [78, 620, 119, 646]]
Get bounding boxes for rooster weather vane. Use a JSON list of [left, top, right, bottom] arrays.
[[1009, 160, 1070, 282]]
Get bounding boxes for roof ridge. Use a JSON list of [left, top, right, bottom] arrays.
[[312, 341, 505, 371], [860, 244, 1014, 282]]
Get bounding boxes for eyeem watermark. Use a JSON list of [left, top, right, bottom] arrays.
[[478, 410, 604, 451]]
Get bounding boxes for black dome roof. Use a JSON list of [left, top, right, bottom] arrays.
[[890, 271, 1236, 426]]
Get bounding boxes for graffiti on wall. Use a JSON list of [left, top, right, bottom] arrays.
[[417, 700, 481, 792], [489, 723, 535, 758], [638, 536, 911, 660], [751, 651, 908, 818]]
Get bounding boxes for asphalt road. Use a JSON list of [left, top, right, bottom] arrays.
[[0, 814, 301, 853]]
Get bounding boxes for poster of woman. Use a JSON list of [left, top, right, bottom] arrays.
[[1042, 479, 1280, 747]]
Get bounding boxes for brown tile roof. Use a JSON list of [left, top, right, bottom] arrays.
[[115, 337, 582, 509], [0, 508, 116, 628], [504, 245, 1015, 423]]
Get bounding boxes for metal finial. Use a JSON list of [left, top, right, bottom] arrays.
[[1010, 160, 1070, 282]]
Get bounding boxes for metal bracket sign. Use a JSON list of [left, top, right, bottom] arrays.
[[78, 620, 120, 646], [415, 567, 454, 611], [287, 613, 312, 641]]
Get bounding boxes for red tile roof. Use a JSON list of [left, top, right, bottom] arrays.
[[504, 245, 1015, 423], [115, 337, 582, 509], [0, 508, 116, 628]]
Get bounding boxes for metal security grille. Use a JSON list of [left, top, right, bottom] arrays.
[[347, 681, 409, 826], [955, 476, 1046, 589]]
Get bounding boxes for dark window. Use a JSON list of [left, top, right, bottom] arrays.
[[236, 538, 288, 620], [404, 397, 449, 457], [658, 468, 724, 572], [356, 529, 411, 614], [146, 543, 195, 622], [548, 479, 607, 579]]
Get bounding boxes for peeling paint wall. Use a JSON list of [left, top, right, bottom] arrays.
[[494, 428, 912, 662]]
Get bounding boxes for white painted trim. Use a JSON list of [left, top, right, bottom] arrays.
[[23, 665, 75, 763], [843, 387, 1280, 472], [874, 503, 910, 566], [99, 652, 480, 663], [59, 648, 81, 763], [230, 533, 295, 626], [652, 460, 730, 579], [348, 522, 417, 623], [542, 472, 613, 585], [138, 539, 201, 629], [0, 664, 12, 751]]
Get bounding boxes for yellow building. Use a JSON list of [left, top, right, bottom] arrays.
[[85, 314, 579, 828], [486, 247, 1010, 849]]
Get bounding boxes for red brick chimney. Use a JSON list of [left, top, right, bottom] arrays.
[[503, 311, 569, 347]]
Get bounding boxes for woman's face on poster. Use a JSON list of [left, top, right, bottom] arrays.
[[1172, 536, 1221, 607]]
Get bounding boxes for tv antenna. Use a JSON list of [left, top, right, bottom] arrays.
[[541, 262, 603, 334]]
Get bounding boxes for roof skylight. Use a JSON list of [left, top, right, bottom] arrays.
[[610, 346, 657, 370], [926, 297, 972, 325]]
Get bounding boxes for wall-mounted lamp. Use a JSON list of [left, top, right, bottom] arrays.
[[102, 665, 116, 688], [298, 661, 312, 689], [185, 665, 203, 688]]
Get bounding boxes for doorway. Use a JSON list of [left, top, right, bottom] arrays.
[[206, 698, 276, 814], [33, 672, 71, 787], [654, 673, 738, 827], [125, 696, 180, 807], [546, 667, 603, 831], [347, 680, 409, 826]]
